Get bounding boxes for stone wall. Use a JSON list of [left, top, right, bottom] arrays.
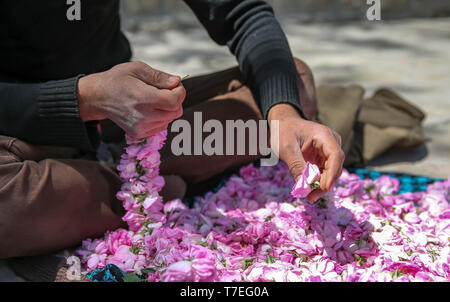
[[121, 0, 450, 21]]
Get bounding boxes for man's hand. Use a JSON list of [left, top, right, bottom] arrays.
[[268, 103, 345, 203], [77, 61, 186, 138]]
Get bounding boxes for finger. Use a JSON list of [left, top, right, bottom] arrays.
[[282, 142, 307, 181], [134, 122, 170, 139], [307, 188, 326, 204], [130, 61, 181, 89], [144, 123, 170, 137], [152, 86, 186, 112], [321, 144, 345, 191], [155, 106, 184, 121], [332, 131, 342, 147], [302, 139, 325, 170], [137, 109, 183, 131]]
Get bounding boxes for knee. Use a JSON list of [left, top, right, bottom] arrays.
[[292, 57, 318, 120], [0, 158, 22, 190], [293, 57, 315, 91], [293, 57, 313, 77]]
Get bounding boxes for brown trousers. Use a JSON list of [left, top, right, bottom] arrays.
[[0, 60, 310, 258], [0, 59, 425, 258]]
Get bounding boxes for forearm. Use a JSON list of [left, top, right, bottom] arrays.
[[268, 103, 302, 124], [0, 76, 98, 151], [230, 8, 304, 120], [184, 0, 306, 119], [268, 58, 318, 122]]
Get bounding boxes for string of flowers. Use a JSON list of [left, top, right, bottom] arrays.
[[76, 132, 450, 282]]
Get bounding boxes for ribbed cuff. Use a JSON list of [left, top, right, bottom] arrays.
[[259, 73, 307, 120], [37, 75, 99, 151]]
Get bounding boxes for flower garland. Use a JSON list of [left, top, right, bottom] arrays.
[[77, 132, 450, 282]]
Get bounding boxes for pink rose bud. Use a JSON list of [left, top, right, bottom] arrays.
[[291, 162, 321, 198]]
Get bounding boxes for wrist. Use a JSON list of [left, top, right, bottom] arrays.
[[268, 103, 303, 123], [77, 75, 106, 122]]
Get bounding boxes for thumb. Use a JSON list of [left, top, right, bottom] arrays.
[[282, 142, 306, 182], [131, 61, 181, 89]]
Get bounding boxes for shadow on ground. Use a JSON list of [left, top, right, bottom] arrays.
[[368, 144, 429, 167]]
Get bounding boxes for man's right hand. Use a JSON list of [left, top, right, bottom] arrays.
[[77, 61, 186, 138]]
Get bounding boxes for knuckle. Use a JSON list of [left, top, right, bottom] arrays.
[[111, 63, 126, 72], [316, 124, 329, 135], [175, 107, 183, 119], [166, 93, 180, 108], [339, 150, 346, 161], [325, 126, 335, 135], [128, 61, 142, 71], [153, 70, 163, 84], [279, 140, 292, 152], [288, 159, 306, 176], [278, 145, 290, 157], [132, 61, 147, 70], [178, 87, 187, 103]]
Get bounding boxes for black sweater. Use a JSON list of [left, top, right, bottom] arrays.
[[0, 0, 304, 151]]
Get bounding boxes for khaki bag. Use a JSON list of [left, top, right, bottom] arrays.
[[315, 85, 425, 167]]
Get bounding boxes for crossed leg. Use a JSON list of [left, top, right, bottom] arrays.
[[160, 58, 317, 183], [0, 136, 125, 258], [0, 58, 317, 258]]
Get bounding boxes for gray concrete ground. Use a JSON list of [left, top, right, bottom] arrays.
[[126, 16, 450, 178], [1, 17, 449, 281]]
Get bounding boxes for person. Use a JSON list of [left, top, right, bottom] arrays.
[[0, 0, 344, 258]]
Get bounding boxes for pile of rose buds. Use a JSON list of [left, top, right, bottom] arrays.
[[77, 132, 450, 282]]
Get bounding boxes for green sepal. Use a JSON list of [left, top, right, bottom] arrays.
[[310, 180, 320, 190], [123, 273, 142, 282]]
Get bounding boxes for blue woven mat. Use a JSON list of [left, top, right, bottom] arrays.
[[87, 264, 126, 282], [207, 168, 443, 196], [347, 168, 443, 193]]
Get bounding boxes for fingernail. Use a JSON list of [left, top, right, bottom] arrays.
[[168, 76, 179, 84]]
